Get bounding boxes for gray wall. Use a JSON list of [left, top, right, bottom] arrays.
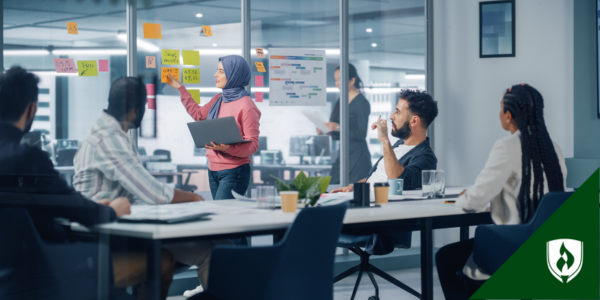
[[567, 0, 600, 188]]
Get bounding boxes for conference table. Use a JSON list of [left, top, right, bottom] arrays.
[[73, 195, 492, 300]]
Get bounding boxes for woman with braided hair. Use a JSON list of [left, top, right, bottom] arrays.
[[435, 83, 567, 299]]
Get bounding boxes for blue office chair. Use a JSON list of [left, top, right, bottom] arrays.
[[0, 207, 131, 300], [473, 191, 574, 275], [190, 203, 348, 300], [335, 232, 420, 300]]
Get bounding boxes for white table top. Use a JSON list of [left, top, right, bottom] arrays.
[[73, 195, 486, 240]]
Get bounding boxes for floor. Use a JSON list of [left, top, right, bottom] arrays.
[[167, 267, 444, 300]]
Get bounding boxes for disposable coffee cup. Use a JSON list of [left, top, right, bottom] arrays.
[[280, 191, 299, 213], [374, 183, 390, 204]]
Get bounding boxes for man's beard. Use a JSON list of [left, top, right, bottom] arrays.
[[391, 120, 411, 140]]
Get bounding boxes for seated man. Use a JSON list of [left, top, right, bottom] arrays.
[[332, 89, 438, 192], [0, 66, 175, 300], [73, 77, 227, 294]]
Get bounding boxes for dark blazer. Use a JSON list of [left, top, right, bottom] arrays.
[[366, 137, 437, 190], [329, 94, 373, 184], [0, 124, 116, 243]]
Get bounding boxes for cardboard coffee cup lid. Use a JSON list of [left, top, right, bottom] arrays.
[[374, 183, 389, 187]]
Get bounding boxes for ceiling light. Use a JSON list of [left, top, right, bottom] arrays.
[[371, 43, 377, 48], [52, 49, 127, 55], [366, 28, 373, 33], [212, 43, 218, 47], [3, 50, 50, 56], [405, 74, 425, 80], [117, 33, 160, 52], [196, 13, 203, 18]]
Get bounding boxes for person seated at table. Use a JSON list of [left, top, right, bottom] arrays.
[[435, 84, 567, 300], [73, 77, 229, 295], [0, 66, 175, 300], [331, 89, 438, 192]]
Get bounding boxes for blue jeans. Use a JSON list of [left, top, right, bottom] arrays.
[[208, 164, 251, 200]]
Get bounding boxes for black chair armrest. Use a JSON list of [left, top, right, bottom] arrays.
[[473, 224, 531, 274]]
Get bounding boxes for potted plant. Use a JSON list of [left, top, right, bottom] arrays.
[[272, 171, 331, 207]]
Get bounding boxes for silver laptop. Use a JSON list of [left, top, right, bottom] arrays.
[[187, 116, 252, 149]]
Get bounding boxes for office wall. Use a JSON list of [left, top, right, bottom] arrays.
[[432, 0, 574, 186], [567, 0, 600, 187]]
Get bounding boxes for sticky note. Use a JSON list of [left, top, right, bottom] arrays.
[[161, 67, 180, 83], [98, 59, 109, 72], [255, 48, 265, 58], [183, 68, 200, 84], [146, 83, 155, 96], [188, 89, 200, 104], [255, 75, 264, 87], [255, 62, 266, 72], [162, 49, 180, 65], [77, 60, 98, 77], [182, 50, 200, 65], [67, 22, 78, 34], [146, 56, 156, 68], [147, 98, 156, 110], [53, 58, 77, 73], [146, 84, 156, 109], [143, 23, 162, 39], [255, 92, 263, 102], [201, 25, 213, 37]]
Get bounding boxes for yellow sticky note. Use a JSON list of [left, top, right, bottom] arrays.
[[67, 22, 78, 34], [77, 60, 98, 77], [146, 56, 156, 68], [162, 49, 180, 65], [188, 89, 200, 104], [202, 25, 213, 37], [161, 67, 180, 83], [255, 62, 266, 72], [143, 23, 162, 39], [182, 50, 200, 66], [183, 68, 200, 84]]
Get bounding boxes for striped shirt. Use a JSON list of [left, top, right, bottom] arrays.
[[73, 111, 174, 205]]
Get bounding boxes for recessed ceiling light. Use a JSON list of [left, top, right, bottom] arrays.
[[212, 43, 218, 47], [366, 28, 373, 33], [196, 13, 203, 18], [371, 43, 377, 48]]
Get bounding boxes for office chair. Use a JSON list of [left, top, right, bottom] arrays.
[[190, 204, 348, 300], [335, 232, 420, 300], [0, 207, 131, 300], [56, 148, 78, 166], [153, 149, 172, 162], [473, 191, 574, 274]]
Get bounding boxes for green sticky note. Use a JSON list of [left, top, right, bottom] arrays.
[[183, 68, 200, 84], [182, 50, 200, 65], [188, 89, 200, 104], [162, 49, 180, 65], [77, 60, 98, 77]]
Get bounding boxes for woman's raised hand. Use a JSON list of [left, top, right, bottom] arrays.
[[166, 74, 183, 89]]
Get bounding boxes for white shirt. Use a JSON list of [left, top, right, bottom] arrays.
[[367, 144, 416, 184], [456, 130, 567, 280]]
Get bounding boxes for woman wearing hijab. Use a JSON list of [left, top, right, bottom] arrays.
[[167, 55, 260, 200]]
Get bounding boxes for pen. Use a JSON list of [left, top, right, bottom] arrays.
[[443, 200, 456, 204]]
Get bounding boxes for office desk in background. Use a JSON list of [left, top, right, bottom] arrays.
[[73, 197, 491, 300]]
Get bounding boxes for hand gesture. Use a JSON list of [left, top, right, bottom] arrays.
[[371, 119, 389, 143], [109, 197, 132, 217], [330, 185, 354, 193], [166, 74, 183, 89]]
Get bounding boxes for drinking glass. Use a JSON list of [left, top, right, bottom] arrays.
[[422, 170, 435, 198], [434, 170, 446, 198]]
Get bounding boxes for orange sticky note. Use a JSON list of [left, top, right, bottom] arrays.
[[143, 23, 162, 39], [161, 67, 180, 83], [67, 22, 78, 34], [255, 92, 263, 102], [255, 62, 266, 72], [201, 25, 213, 37], [255, 48, 265, 58], [146, 56, 156, 68]]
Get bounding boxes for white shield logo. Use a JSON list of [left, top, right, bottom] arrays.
[[546, 239, 583, 283]]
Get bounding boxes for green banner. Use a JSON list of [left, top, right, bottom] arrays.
[[471, 169, 599, 299]]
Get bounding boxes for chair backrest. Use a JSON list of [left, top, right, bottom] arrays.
[[153, 149, 171, 162], [269, 204, 348, 300], [529, 191, 574, 231], [56, 148, 78, 166]]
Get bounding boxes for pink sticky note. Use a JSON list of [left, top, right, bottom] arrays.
[[98, 59, 109, 72], [147, 98, 156, 110], [255, 92, 263, 103], [53, 58, 77, 73], [146, 83, 155, 96], [255, 75, 263, 87]]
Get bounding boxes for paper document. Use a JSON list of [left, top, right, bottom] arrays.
[[232, 191, 281, 203], [317, 192, 353, 206], [302, 110, 330, 134], [119, 202, 269, 221]]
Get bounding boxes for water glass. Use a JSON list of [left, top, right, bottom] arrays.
[[422, 170, 435, 198], [433, 170, 445, 198], [257, 186, 276, 209]]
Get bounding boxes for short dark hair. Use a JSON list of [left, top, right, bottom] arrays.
[[398, 89, 438, 127], [106, 77, 147, 120], [0, 66, 39, 123]]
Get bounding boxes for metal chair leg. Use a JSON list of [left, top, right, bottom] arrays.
[[350, 270, 364, 300], [368, 264, 421, 299], [334, 264, 361, 283], [366, 271, 379, 298]]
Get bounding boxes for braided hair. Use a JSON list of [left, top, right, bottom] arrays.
[[502, 84, 565, 223]]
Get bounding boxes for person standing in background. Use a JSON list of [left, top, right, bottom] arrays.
[[317, 64, 372, 184], [167, 55, 261, 200]]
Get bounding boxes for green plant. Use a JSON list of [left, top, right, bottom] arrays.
[[272, 171, 331, 207]]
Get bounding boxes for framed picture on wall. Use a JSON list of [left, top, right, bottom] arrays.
[[479, 0, 515, 58]]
